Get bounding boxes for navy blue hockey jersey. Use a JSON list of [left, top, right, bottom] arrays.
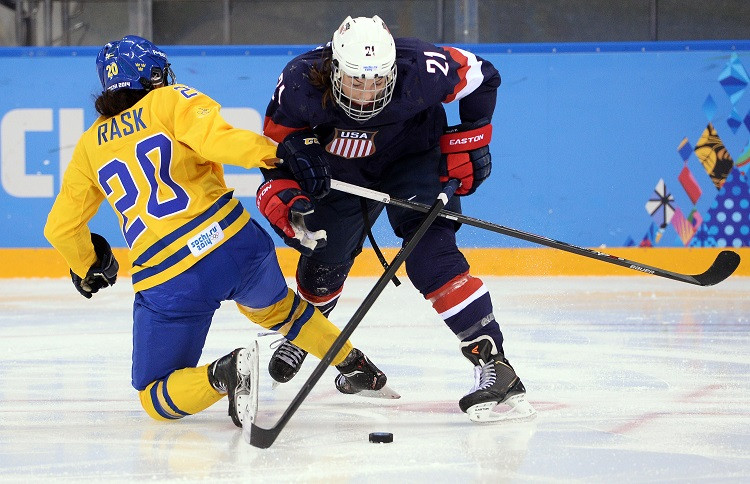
[[263, 37, 500, 186]]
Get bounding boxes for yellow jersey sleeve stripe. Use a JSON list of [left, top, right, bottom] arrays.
[[133, 192, 234, 266], [132, 210, 249, 292], [129, 196, 239, 270], [131, 198, 247, 289]]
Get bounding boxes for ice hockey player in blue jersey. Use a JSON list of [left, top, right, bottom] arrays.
[[255, 15, 535, 422]]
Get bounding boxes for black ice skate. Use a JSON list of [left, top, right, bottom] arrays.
[[334, 348, 400, 399], [208, 341, 259, 428], [268, 338, 308, 383], [459, 335, 536, 423]]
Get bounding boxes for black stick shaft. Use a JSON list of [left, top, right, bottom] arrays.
[[330, 180, 740, 287], [248, 179, 461, 448]]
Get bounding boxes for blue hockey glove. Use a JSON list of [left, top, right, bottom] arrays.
[[256, 177, 327, 257], [439, 118, 492, 196], [71, 233, 119, 299], [276, 130, 331, 199]]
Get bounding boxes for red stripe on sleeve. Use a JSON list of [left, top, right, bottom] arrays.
[[263, 117, 305, 143], [442, 47, 470, 104]]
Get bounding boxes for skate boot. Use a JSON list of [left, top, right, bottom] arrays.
[[208, 341, 259, 428], [335, 348, 386, 392], [268, 338, 308, 383], [459, 335, 536, 423], [334, 348, 400, 399]]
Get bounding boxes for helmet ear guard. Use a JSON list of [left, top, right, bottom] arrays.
[[330, 15, 397, 121], [141, 63, 175, 90]]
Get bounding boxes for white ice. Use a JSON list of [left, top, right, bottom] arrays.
[[1, 275, 749, 482]]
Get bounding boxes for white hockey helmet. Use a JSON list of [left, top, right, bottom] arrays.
[[331, 15, 397, 121]]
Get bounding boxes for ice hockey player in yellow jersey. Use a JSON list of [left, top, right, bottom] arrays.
[[44, 35, 388, 428]]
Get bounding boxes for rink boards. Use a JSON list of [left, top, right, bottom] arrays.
[[1, 41, 750, 277], [4, 246, 748, 278]]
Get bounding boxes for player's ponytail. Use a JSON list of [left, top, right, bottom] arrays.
[[308, 47, 334, 109], [94, 89, 148, 117]]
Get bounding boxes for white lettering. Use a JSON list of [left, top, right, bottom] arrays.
[[629, 264, 655, 274], [1, 108, 53, 198], [341, 132, 368, 139], [187, 221, 225, 257], [257, 183, 273, 200], [0, 106, 261, 199], [449, 134, 484, 145]]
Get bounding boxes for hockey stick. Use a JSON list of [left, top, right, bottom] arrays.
[[245, 179, 461, 448], [330, 180, 741, 287]]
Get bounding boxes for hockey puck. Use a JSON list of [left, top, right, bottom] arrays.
[[368, 432, 393, 443]]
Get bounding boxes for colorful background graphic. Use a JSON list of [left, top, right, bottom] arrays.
[[632, 53, 750, 249]]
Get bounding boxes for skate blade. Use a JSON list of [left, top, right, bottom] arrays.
[[237, 341, 259, 438], [351, 383, 401, 399], [270, 379, 398, 398], [466, 393, 536, 423]]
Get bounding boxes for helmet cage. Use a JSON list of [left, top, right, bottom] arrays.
[[331, 60, 396, 122], [330, 15, 397, 122]]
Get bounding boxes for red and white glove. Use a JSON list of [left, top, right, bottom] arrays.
[[256, 178, 326, 256], [439, 119, 492, 196]]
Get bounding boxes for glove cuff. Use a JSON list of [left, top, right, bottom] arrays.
[[439, 122, 492, 154], [256, 178, 303, 212], [89, 233, 119, 282], [277, 129, 320, 157]]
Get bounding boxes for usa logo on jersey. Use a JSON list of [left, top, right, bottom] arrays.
[[326, 129, 377, 158]]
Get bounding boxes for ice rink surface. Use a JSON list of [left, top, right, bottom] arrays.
[[1, 275, 749, 483]]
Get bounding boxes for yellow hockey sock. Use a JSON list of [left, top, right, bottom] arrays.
[[139, 364, 224, 421], [238, 288, 353, 365]]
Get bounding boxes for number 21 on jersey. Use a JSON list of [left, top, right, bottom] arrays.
[[424, 51, 449, 76]]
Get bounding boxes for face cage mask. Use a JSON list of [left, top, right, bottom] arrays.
[[331, 63, 397, 122]]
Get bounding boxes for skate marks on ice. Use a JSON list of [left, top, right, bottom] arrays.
[[0, 276, 749, 481]]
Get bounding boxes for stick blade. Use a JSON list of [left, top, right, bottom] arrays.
[[692, 250, 741, 286], [244, 422, 278, 449]]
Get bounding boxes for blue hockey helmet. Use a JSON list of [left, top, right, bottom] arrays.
[[95, 35, 174, 92]]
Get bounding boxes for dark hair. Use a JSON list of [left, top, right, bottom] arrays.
[[94, 89, 148, 117], [308, 47, 334, 109]]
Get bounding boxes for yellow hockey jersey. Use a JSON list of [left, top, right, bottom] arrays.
[[44, 84, 278, 292]]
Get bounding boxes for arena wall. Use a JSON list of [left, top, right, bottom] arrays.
[[1, 42, 748, 277]]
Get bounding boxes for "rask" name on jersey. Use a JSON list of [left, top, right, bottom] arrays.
[[97, 107, 147, 145]]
